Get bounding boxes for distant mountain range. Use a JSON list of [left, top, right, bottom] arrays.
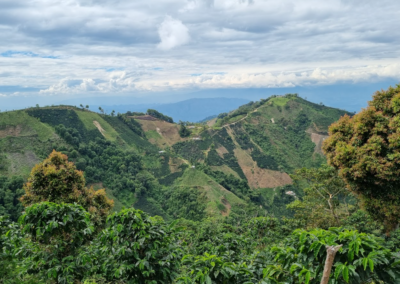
[[88, 97, 250, 122]]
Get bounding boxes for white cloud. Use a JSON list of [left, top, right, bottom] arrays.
[[37, 63, 400, 95], [157, 16, 190, 50], [1, 0, 400, 101]]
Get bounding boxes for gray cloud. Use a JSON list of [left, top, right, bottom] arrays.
[[0, 0, 399, 98]]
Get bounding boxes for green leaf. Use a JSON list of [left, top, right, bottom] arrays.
[[305, 271, 311, 284], [300, 232, 307, 244], [342, 266, 349, 283], [362, 258, 368, 270], [368, 259, 374, 272], [206, 275, 212, 284], [348, 250, 354, 262], [334, 264, 343, 280]]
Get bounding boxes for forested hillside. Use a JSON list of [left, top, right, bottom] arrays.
[[0, 95, 350, 221], [1, 90, 400, 283]]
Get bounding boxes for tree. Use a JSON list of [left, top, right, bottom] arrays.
[[179, 121, 191, 137], [287, 165, 351, 229], [323, 84, 400, 232], [85, 105, 89, 109], [20, 150, 114, 227], [147, 109, 174, 123]]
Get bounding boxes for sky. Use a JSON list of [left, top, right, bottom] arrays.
[[1, 0, 400, 111]]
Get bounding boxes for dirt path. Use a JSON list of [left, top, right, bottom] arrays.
[[222, 108, 259, 128], [93, 121, 106, 137]]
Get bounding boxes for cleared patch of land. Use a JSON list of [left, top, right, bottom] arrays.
[[309, 132, 329, 154], [0, 125, 22, 138], [216, 146, 229, 158], [233, 144, 292, 189], [169, 156, 185, 173], [0, 111, 53, 141], [7, 151, 40, 177], [139, 119, 185, 148]]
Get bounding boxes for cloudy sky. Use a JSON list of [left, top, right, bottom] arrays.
[[1, 0, 400, 109]]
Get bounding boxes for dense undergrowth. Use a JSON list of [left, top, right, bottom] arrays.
[[1, 151, 400, 283]]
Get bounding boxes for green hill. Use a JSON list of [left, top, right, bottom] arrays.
[[0, 95, 351, 221]]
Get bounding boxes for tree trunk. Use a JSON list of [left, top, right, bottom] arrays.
[[327, 195, 340, 226], [320, 245, 343, 284]]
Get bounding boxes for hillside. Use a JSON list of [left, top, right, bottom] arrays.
[[0, 95, 351, 220]]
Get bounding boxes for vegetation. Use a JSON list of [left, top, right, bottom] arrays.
[[288, 165, 353, 229], [2, 89, 400, 283], [179, 121, 191, 137], [0, 176, 24, 221], [323, 84, 400, 232], [21, 151, 114, 226], [147, 109, 174, 123]]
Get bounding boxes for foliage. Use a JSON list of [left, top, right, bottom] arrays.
[[0, 176, 24, 221], [67, 135, 160, 211], [251, 148, 279, 171], [27, 108, 103, 142], [18, 202, 94, 283], [264, 227, 400, 284], [126, 111, 146, 116], [116, 113, 145, 137], [89, 208, 182, 283], [21, 150, 114, 226], [217, 112, 228, 119], [179, 121, 191, 137], [162, 186, 207, 221], [323, 84, 400, 232], [202, 166, 250, 199], [288, 165, 352, 228], [159, 171, 185, 186], [0, 215, 24, 282], [147, 109, 174, 123], [173, 140, 205, 162], [206, 149, 225, 166]]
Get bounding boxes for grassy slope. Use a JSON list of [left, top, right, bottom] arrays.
[[75, 110, 121, 142], [177, 168, 245, 216], [0, 110, 54, 141], [138, 119, 184, 148], [0, 111, 60, 177]]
